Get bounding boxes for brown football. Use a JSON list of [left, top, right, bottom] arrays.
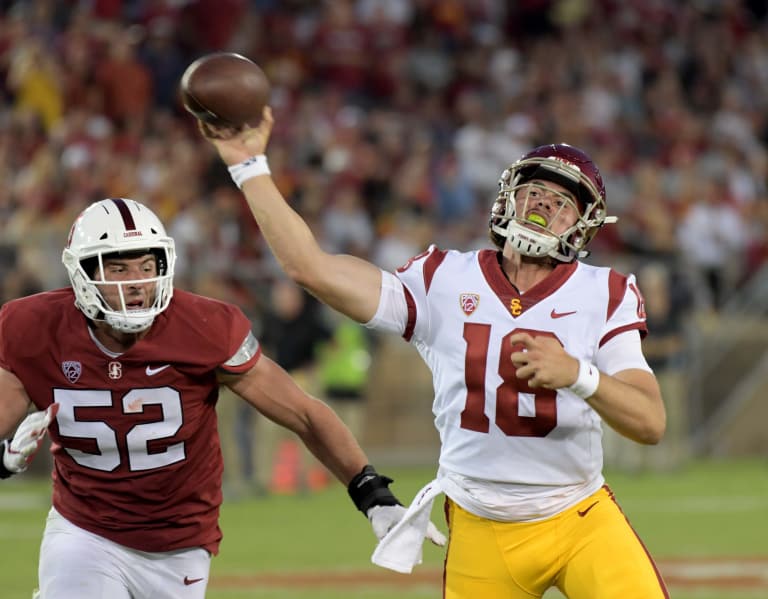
[[180, 52, 270, 128]]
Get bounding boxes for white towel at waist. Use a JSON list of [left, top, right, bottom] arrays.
[[371, 478, 444, 573]]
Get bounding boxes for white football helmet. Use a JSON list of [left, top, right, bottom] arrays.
[[62, 198, 176, 333], [489, 143, 617, 262]]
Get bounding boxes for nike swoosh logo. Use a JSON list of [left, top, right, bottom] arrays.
[[184, 576, 204, 586], [145, 364, 171, 376], [551, 309, 577, 319], [577, 501, 599, 517]]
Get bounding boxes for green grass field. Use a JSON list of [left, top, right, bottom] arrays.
[[1, 459, 766, 598]]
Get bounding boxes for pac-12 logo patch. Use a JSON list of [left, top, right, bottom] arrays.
[[61, 361, 82, 384], [460, 293, 480, 316]]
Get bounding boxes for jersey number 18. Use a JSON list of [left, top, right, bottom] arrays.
[[461, 324, 558, 437]]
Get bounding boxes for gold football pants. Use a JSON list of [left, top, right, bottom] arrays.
[[444, 486, 668, 599]]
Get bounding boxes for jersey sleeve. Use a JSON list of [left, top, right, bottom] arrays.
[[598, 270, 648, 347], [595, 329, 652, 374], [392, 244, 448, 343], [218, 305, 262, 374], [364, 270, 408, 335]]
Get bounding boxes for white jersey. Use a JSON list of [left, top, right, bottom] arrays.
[[387, 246, 647, 495]]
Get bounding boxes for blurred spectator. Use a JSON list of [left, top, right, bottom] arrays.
[[0, 261, 43, 304], [622, 161, 679, 257], [371, 209, 432, 272], [180, 0, 248, 53], [453, 89, 528, 199], [6, 38, 62, 132], [604, 260, 691, 471], [392, 128, 435, 214], [138, 17, 188, 111], [639, 263, 689, 363], [94, 26, 152, 130], [433, 149, 476, 223], [321, 179, 374, 256], [0, 3, 764, 293], [676, 172, 750, 311], [308, 0, 370, 101], [316, 313, 372, 441], [257, 278, 332, 494], [639, 261, 691, 468]]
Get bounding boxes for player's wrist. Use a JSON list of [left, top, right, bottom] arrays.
[[0, 440, 18, 479], [228, 154, 270, 189], [348, 464, 402, 515], [568, 359, 600, 399]]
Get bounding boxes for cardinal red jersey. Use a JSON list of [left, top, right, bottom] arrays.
[[394, 247, 647, 487], [0, 288, 261, 555]]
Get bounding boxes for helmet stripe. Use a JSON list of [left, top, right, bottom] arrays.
[[111, 198, 136, 231]]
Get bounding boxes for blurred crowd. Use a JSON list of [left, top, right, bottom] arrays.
[[3, 0, 767, 481], [2, 0, 768, 317]]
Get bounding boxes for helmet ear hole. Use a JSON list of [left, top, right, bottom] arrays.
[[150, 248, 168, 275], [80, 257, 99, 279]]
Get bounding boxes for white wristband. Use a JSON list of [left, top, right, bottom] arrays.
[[568, 359, 600, 399], [228, 155, 270, 189]]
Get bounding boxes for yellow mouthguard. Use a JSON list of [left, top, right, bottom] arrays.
[[527, 214, 548, 227]]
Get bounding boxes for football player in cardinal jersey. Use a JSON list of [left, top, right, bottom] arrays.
[[203, 108, 669, 599], [0, 198, 443, 599]]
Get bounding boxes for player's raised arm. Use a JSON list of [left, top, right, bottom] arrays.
[[201, 108, 383, 324]]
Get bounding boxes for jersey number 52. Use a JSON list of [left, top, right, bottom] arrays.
[[53, 388, 185, 472]]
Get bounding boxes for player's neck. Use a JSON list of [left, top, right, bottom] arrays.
[[500, 249, 557, 293], [90, 321, 147, 353]]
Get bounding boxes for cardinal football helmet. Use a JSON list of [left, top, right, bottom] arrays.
[[489, 143, 617, 262], [62, 198, 176, 332]]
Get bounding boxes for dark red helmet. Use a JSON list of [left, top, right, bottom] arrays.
[[489, 143, 616, 262]]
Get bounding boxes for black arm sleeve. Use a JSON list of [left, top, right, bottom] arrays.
[[347, 464, 401, 514]]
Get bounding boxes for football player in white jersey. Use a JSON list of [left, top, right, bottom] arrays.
[[202, 108, 669, 599]]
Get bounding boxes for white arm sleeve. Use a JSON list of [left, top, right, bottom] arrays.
[[363, 270, 408, 335], [595, 330, 653, 375]]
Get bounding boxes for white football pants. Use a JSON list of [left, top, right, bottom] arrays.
[[36, 507, 211, 599]]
